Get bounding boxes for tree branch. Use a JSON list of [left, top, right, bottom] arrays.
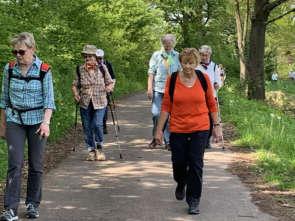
[[266, 8, 295, 25], [203, 0, 210, 25], [264, 0, 288, 13]]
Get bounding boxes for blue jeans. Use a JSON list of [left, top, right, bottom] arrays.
[[80, 102, 106, 150], [151, 91, 170, 144]]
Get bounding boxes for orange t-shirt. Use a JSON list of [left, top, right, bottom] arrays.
[[162, 73, 217, 133]]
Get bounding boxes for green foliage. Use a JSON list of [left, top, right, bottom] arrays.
[[0, 0, 165, 181], [220, 76, 295, 190]]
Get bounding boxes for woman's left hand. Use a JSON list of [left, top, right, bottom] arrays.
[[106, 85, 113, 93], [212, 125, 222, 143], [36, 123, 50, 138]]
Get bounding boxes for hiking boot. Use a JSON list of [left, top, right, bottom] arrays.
[[95, 149, 106, 161], [86, 150, 96, 161], [148, 139, 157, 149], [26, 203, 39, 219], [0, 209, 18, 221], [188, 199, 200, 215], [175, 183, 185, 200], [165, 144, 171, 151]]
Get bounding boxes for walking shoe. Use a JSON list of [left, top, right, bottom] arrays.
[[26, 203, 39, 218], [188, 199, 200, 215], [86, 150, 96, 161], [0, 209, 18, 221], [148, 139, 157, 148], [95, 149, 106, 161], [175, 183, 185, 200], [165, 144, 171, 151]]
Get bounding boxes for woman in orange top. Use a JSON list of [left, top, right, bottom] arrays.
[[155, 48, 222, 215]]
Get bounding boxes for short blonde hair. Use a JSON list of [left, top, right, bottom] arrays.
[[11, 32, 36, 48], [179, 48, 200, 64]]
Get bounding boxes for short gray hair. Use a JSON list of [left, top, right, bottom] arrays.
[[161, 34, 176, 45], [11, 32, 36, 48], [199, 45, 212, 54]]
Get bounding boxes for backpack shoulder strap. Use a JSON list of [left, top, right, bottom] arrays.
[[195, 70, 207, 93], [76, 65, 81, 88], [40, 62, 50, 80], [169, 72, 178, 103], [99, 64, 106, 78], [8, 61, 16, 76]]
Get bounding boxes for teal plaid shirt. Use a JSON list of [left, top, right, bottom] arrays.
[[0, 56, 56, 125]]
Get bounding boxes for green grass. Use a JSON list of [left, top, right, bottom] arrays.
[[220, 78, 295, 190]]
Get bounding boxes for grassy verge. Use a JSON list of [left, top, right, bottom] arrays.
[[220, 79, 295, 190]]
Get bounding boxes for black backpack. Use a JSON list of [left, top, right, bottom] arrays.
[[169, 70, 208, 103]]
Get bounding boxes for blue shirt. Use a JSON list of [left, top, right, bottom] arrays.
[[0, 56, 56, 125], [148, 50, 181, 93]]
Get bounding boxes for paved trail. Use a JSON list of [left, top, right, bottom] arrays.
[[20, 93, 277, 221]]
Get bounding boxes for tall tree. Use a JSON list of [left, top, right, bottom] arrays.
[[246, 0, 295, 100], [234, 0, 250, 81]]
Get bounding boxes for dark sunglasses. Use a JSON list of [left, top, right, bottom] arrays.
[[12, 49, 26, 56]]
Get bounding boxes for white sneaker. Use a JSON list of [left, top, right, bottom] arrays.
[[95, 149, 106, 161], [86, 150, 96, 161]]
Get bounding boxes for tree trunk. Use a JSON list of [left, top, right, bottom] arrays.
[[246, 1, 268, 100], [234, 0, 246, 81]]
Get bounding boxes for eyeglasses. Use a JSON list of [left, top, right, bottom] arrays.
[[12, 49, 26, 56]]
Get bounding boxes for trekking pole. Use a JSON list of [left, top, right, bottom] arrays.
[[107, 92, 120, 132], [107, 93, 123, 159], [72, 103, 79, 152], [216, 92, 225, 150]]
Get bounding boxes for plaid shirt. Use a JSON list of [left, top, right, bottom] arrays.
[[72, 64, 114, 109], [0, 56, 56, 125]]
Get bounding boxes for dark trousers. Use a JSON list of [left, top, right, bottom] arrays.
[[170, 131, 209, 204], [4, 122, 46, 212]]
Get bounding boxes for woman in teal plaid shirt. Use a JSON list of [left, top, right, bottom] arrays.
[[0, 32, 55, 221]]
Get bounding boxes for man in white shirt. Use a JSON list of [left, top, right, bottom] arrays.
[[197, 45, 222, 148], [197, 45, 222, 96]]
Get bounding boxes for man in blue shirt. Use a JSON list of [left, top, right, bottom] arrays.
[[0, 32, 55, 221], [147, 34, 181, 149]]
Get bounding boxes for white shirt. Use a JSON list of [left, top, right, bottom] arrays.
[[196, 61, 221, 97]]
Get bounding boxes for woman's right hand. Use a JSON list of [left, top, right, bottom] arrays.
[[155, 129, 163, 145], [74, 94, 81, 103], [0, 124, 6, 139], [147, 89, 153, 100]]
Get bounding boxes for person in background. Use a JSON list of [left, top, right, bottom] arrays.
[[96, 49, 116, 135], [218, 64, 226, 86], [155, 48, 222, 215], [0, 32, 56, 220], [72, 45, 114, 161], [147, 34, 181, 150], [197, 45, 222, 149]]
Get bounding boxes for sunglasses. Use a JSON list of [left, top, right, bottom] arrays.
[[12, 49, 26, 56]]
